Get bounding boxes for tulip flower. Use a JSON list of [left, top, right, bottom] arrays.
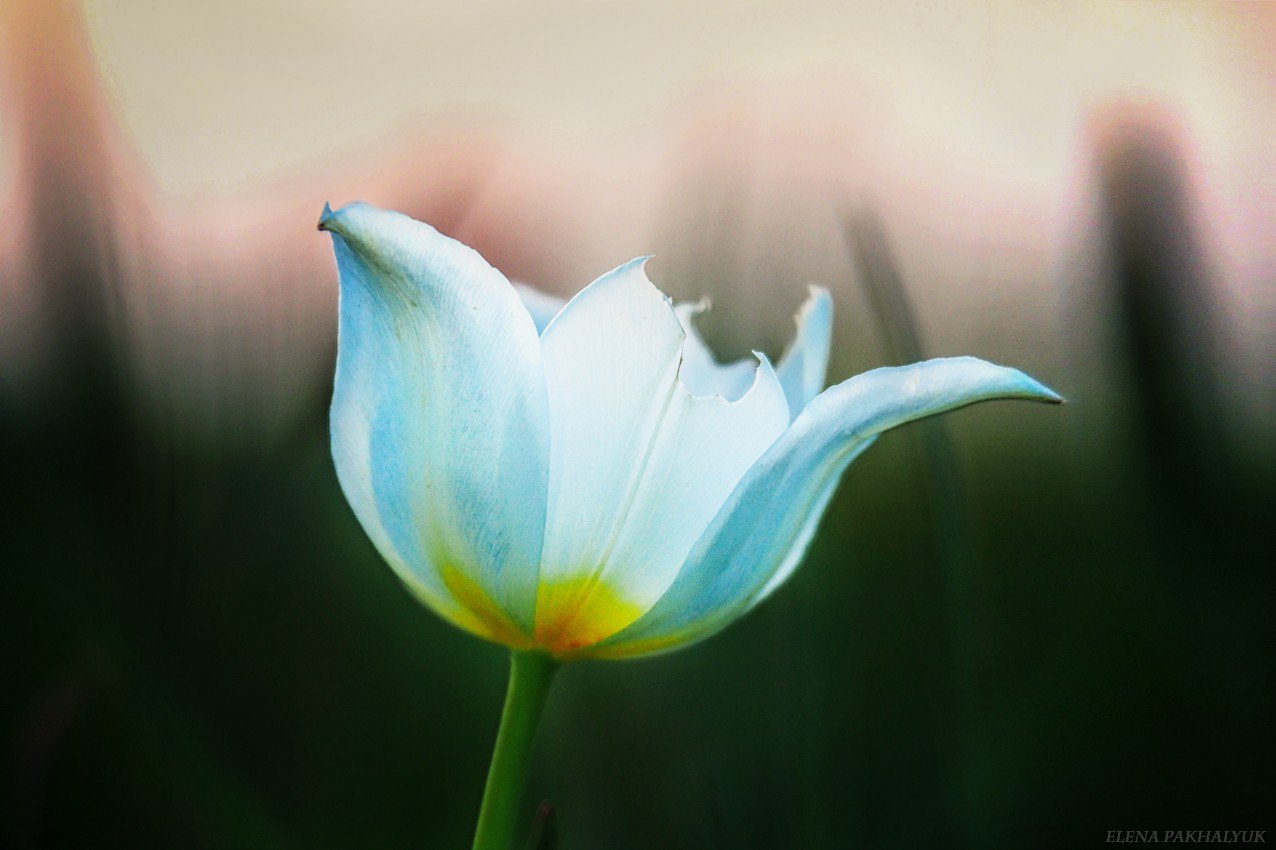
[[318, 201, 1060, 849]]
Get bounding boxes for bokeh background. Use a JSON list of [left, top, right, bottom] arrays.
[[3, 1, 1273, 847]]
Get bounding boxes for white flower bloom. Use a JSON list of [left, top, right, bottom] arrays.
[[320, 202, 1061, 659]]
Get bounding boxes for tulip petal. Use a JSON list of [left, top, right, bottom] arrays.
[[774, 286, 833, 418], [674, 301, 760, 402], [674, 287, 832, 414], [322, 202, 549, 641], [592, 356, 1062, 658], [535, 260, 790, 653], [514, 282, 566, 335]]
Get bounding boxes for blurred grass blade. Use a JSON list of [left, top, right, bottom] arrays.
[[841, 207, 972, 846], [524, 800, 556, 850], [1093, 108, 1233, 522]]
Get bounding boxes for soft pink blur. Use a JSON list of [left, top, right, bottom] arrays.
[[1, 0, 1272, 443]]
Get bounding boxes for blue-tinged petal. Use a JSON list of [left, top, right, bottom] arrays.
[[514, 282, 566, 335], [322, 202, 550, 643], [591, 356, 1062, 658], [774, 286, 833, 418], [535, 260, 791, 654], [674, 301, 760, 402]]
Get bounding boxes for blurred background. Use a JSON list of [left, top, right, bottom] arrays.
[[2, 0, 1273, 847]]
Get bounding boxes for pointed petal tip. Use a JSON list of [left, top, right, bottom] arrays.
[[790, 284, 833, 335], [1014, 370, 1065, 405], [317, 201, 335, 232], [317, 200, 378, 237], [621, 254, 656, 272], [622, 255, 675, 308], [930, 357, 1062, 406], [604, 255, 661, 292]]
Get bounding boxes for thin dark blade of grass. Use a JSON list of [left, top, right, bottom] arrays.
[[842, 210, 969, 566], [1093, 110, 1242, 538], [524, 800, 556, 850], [1090, 110, 1275, 824], [841, 207, 974, 848]]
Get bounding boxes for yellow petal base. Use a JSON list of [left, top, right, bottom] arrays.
[[434, 564, 645, 658], [438, 564, 536, 650], [534, 578, 645, 657]]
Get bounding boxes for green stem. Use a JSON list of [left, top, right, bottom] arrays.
[[471, 650, 558, 850]]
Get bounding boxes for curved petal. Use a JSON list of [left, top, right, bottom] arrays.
[[674, 301, 760, 401], [535, 260, 791, 654], [514, 282, 566, 335], [322, 202, 549, 642], [774, 286, 833, 418], [591, 356, 1062, 658]]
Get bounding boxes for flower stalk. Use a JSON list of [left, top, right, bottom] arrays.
[[472, 651, 558, 850]]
